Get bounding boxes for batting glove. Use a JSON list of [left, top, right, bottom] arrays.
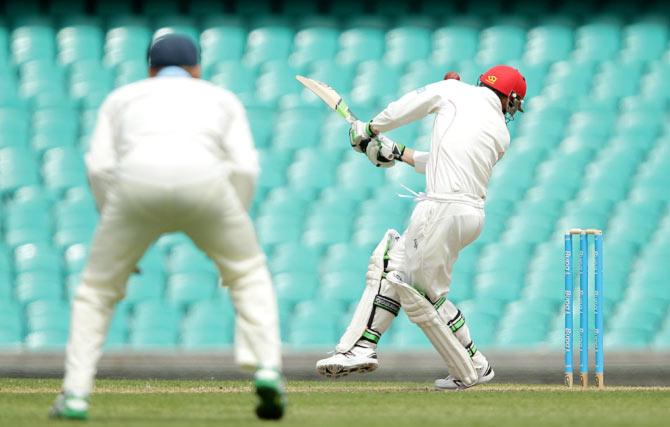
[[365, 135, 405, 168], [349, 120, 375, 153]]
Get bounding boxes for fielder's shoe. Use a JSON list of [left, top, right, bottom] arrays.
[[316, 345, 378, 379], [254, 368, 286, 420], [434, 364, 495, 390], [49, 391, 89, 420]]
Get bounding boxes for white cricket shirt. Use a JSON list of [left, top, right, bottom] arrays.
[[86, 67, 258, 210], [372, 79, 510, 203]]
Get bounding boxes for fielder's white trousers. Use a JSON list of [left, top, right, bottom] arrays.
[[389, 199, 484, 302], [63, 168, 281, 395]]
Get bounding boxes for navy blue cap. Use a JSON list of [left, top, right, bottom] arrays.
[[148, 33, 200, 67]]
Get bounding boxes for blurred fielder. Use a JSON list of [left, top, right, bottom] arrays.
[[50, 34, 286, 420], [317, 65, 527, 390]]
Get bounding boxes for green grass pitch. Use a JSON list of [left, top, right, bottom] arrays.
[[2, 378, 669, 426]]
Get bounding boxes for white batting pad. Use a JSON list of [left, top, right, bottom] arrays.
[[387, 271, 478, 386], [336, 229, 401, 353]]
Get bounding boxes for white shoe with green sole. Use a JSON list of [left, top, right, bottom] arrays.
[[49, 392, 89, 420]]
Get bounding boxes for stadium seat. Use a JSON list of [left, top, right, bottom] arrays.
[[351, 60, 402, 107], [4, 207, 52, 248], [105, 22, 152, 66], [11, 23, 56, 65], [291, 27, 339, 67], [478, 23, 527, 63], [256, 214, 302, 247], [336, 158, 386, 191], [25, 330, 68, 350], [433, 23, 480, 63], [274, 272, 320, 305], [0, 300, 23, 342], [130, 301, 181, 348], [620, 20, 668, 62], [303, 222, 352, 247], [14, 243, 62, 274], [318, 272, 365, 305], [305, 60, 356, 96], [286, 159, 336, 190], [15, 271, 64, 304], [129, 328, 179, 348], [524, 23, 574, 63], [0, 146, 41, 195], [390, 314, 433, 349], [57, 23, 104, 65], [287, 299, 341, 347], [269, 242, 321, 275], [244, 25, 294, 67], [121, 271, 165, 305], [200, 25, 246, 65], [165, 272, 218, 307], [25, 299, 69, 333], [105, 304, 130, 348], [337, 28, 385, 64], [573, 20, 622, 62], [259, 187, 312, 216], [385, 26, 432, 65], [41, 147, 88, 197], [209, 60, 256, 96]]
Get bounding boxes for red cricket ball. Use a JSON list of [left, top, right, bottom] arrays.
[[444, 71, 461, 80]]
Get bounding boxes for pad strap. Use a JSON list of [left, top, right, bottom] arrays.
[[373, 295, 400, 317], [361, 329, 381, 344], [447, 310, 465, 333], [466, 341, 478, 358]]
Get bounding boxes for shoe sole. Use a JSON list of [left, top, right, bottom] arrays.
[[255, 384, 285, 420], [434, 369, 495, 391], [316, 362, 378, 379], [49, 408, 88, 420]]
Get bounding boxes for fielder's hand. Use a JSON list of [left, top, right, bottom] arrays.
[[365, 135, 405, 168], [349, 120, 375, 153]]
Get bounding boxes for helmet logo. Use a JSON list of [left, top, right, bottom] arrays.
[[486, 75, 497, 84]]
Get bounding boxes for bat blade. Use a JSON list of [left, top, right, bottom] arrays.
[[295, 75, 357, 123]]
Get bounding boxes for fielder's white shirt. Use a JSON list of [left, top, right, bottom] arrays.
[[86, 67, 258, 210], [372, 79, 510, 203]]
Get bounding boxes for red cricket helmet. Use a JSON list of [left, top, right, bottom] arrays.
[[479, 65, 526, 117], [479, 65, 526, 99]]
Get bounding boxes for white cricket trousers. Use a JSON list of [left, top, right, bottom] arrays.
[[63, 168, 281, 395], [389, 199, 484, 301]]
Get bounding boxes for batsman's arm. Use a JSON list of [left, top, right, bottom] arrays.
[[369, 84, 443, 134], [398, 147, 428, 174]]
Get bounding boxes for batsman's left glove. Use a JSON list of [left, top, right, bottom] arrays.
[[349, 120, 375, 153]]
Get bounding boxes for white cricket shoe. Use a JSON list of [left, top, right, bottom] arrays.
[[434, 364, 495, 390], [316, 345, 378, 378]]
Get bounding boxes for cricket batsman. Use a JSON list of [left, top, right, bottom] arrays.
[[50, 34, 285, 419], [316, 65, 526, 390]]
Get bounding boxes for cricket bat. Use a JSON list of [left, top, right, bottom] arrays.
[[295, 75, 358, 123]]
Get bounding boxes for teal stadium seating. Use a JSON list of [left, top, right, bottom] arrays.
[[1, 0, 670, 352]]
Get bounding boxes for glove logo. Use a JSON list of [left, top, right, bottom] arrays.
[[486, 75, 497, 84]]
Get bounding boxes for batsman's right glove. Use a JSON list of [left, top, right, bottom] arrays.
[[365, 135, 405, 168]]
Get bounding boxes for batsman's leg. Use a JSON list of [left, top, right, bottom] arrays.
[[316, 229, 404, 378], [403, 201, 491, 389], [433, 299, 494, 390]]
